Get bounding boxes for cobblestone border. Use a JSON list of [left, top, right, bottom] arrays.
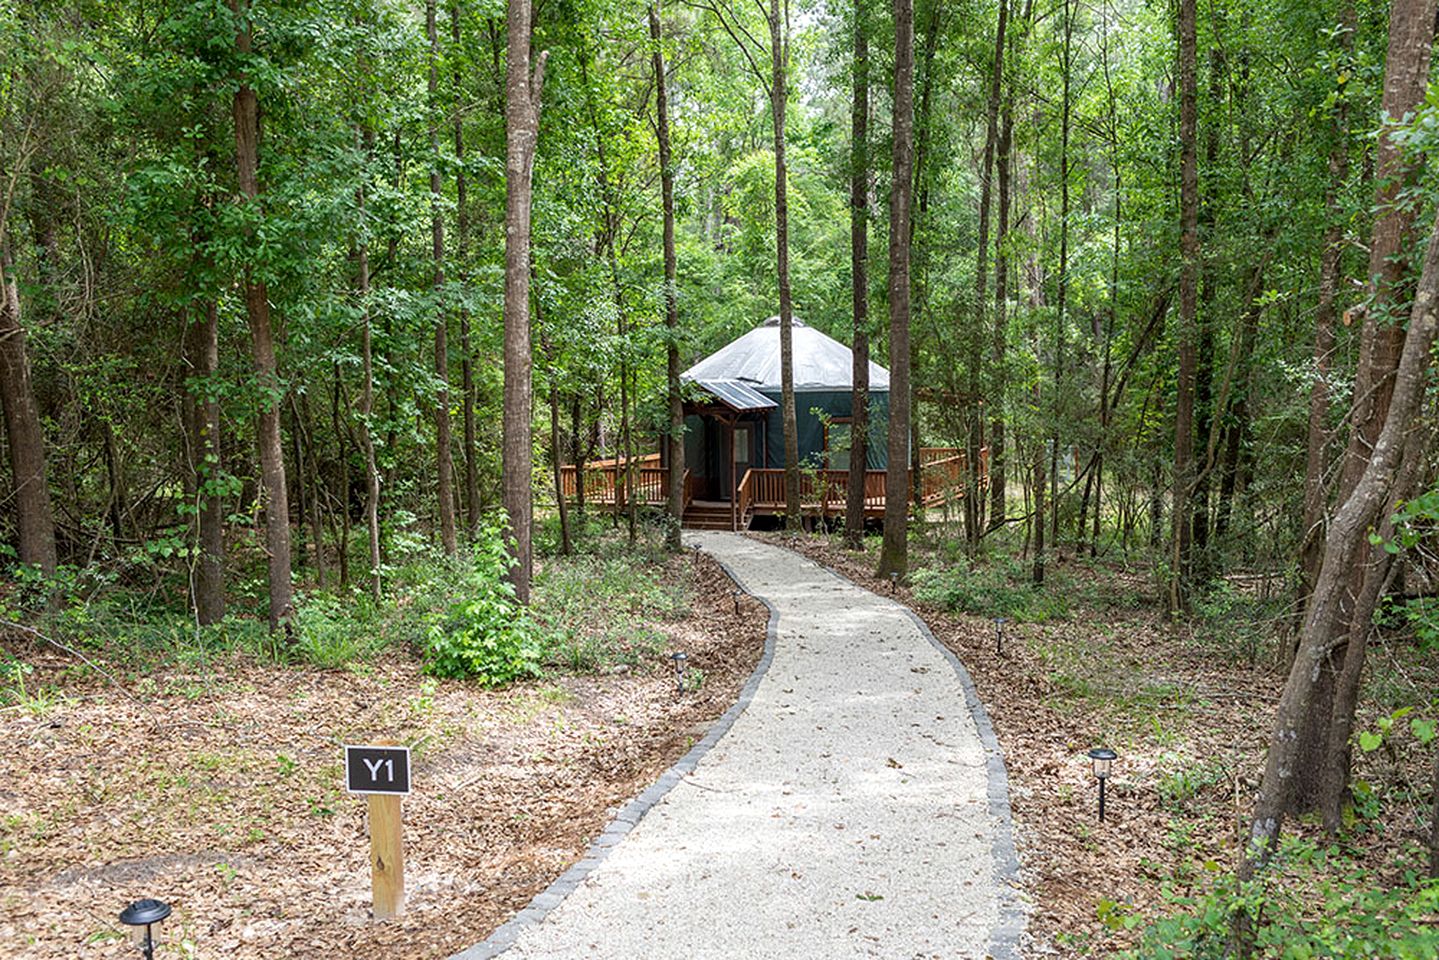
[[449, 543, 779, 960]]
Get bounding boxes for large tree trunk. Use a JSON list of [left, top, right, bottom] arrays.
[[186, 299, 224, 623], [0, 243, 57, 578], [1241, 205, 1439, 891], [231, 0, 293, 634], [428, 0, 458, 556], [769, 0, 801, 529], [502, 0, 547, 602], [651, 1, 685, 552], [1169, 0, 1199, 617], [877, 0, 914, 579], [1290, 0, 1435, 815], [844, 0, 870, 551]]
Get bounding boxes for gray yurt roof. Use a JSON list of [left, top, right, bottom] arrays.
[[682, 316, 890, 392]]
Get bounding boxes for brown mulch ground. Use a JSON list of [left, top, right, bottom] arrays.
[[751, 532, 1311, 956], [0, 551, 765, 959]]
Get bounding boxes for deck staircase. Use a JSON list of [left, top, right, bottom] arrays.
[[682, 501, 746, 531]]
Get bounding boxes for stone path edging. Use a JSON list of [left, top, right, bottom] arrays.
[[450, 555, 780, 960], [800, 556, 1028, 959]]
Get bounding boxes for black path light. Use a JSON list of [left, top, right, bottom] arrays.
[[889, 571, 898, 594], [670, 651, 688, 696], [732, 588, 742, 616], [1088, 748, 1118, 822], [994, 617, 1007, 656], [119, 898, 171, 960]]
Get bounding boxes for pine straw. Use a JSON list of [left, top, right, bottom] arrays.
[[754, 532, 1435, 957], [0, 552, 764, 959]]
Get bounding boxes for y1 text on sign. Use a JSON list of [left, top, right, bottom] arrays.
[[344, 745, 411, 796]]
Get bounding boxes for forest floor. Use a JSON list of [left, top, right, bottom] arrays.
[[756, 529, 1439, 956], [0, 546, 767, 959]]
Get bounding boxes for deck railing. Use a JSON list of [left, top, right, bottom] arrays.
[[559, 447, 982, 518]]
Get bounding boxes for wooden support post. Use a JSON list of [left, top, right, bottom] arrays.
[[368, 793, 405, 919]]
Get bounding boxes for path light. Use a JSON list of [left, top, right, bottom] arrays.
[[994, 617, 1007, 656], [889, 571, 898, 594], [670, 651, 688, 696], [732, 589, 742, 616], [1087, 748, 1118, 822], [119, 898, 171, 960]]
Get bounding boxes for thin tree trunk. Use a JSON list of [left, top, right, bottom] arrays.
[[187, 299, 224, 623], [356, 134, 382, 602], [844, 0, 870, 550], [1050, 0, 1072, 550], [651, 1, 685, 551], [877, 0, 914, 580], [1240, 204, 1439, 893], [428, 0, 457, 556], [771, 0, 801, 529], [502, 0, 547, 602], [989, 58, 1014, 531], [231, 0, 293, 633], [454, 1, 479, 537], [1170, 0, 1199, 617]]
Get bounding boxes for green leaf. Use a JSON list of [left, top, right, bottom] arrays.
[[1358, 731, 1383, 753], [1411, 718, 1436, 744]]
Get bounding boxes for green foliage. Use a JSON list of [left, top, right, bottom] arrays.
[[1190, 580, 1281, 665], [422, 517, 543, 685], [910, 556, 1069, 622], [1128, 841, 1439, 959]]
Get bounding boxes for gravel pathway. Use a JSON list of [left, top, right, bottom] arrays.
[[456, 532, 1021, 960]]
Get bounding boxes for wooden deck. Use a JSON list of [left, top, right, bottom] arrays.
[[559, 448, 981, 531]]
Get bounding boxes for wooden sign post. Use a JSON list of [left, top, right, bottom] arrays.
[[345, 743, 411, 920]]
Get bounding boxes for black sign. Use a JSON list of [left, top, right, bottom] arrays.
[[344, 745, 411, 796]]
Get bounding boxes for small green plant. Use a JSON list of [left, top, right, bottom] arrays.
[[424, 515, 545, 686], [910, 556, 1069, 622]]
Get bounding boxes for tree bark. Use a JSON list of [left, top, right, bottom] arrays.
[[454, 1, 480, 538], [1290, 0, 1435, 814], [844, 0, 870, 550], [1240, 204, 1439, 889], [1051, 0, 1072, 550], [770, 0, 801, 529], [186, 299, 224, 623], [231, 0, 293, 633], [988, 11, 1016, 533], [0, 242, 57, 578], [356, 133, 382, 602], [503, 0, 547, 602], [428, 0, 458, 556], [651, 1, 685, 551], [1169, 0, 1199, 617], [877, 0, 914, 579]]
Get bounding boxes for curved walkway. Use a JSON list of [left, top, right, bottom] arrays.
[[455, 532, 1023, 960]]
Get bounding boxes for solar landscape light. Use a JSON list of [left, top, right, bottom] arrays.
[[670, 651, 688, 696], [889, 571, 898, 594], [732, 588, 742, 616], [119, 898, 171, 960], [994, 617, 1007, 656], [1087, 747, 1118, 822]]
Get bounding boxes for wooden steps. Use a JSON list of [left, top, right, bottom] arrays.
[[682, 502, 745, 531]]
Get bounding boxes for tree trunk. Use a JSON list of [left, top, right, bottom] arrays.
[[0, 243, 58, 579], [877, 0, 913, 579], [651, 1, 685, 551], [1240, 204, 1439, 892], [231, 0, 293, 633], [454, 1, 480, 538], [1170, 0, 1199, 617], [844, 0, 870, 551], [1289, 0, 1435, 814], [770, 0, 801, 529], [502, 0, 547, 602], [428, 0, 458, 556], [187, 299, 224, 623], [356, 135, 382, 602], [988, 19, 1015, 533]]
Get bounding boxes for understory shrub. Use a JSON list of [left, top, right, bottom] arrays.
[[1125, 839, 1439, 959], [911, 556, 1069, 622]]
